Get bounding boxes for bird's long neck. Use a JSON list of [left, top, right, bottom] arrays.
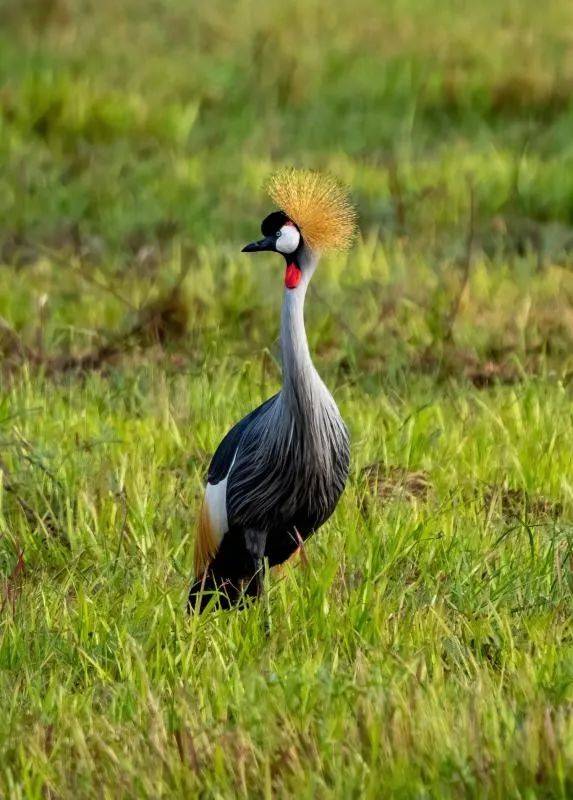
[[280, 251, 319, 414]]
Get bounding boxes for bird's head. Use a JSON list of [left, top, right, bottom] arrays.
[[242, 210, 304, 289], [242, 168, 357, 291]]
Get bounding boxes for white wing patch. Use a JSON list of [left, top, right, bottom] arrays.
[[204, 479, 228, 544], [204, 450, 237, 544]]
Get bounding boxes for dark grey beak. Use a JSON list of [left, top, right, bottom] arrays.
[[242, 236, 276, 253]]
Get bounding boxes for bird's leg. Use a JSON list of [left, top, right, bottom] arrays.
[[244, 528, 271, 634], [262, 556, 271, 638], [294, 526, 310, 571], [244, 528, 267, 596]]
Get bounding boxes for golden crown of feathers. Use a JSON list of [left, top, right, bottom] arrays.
[[266, 168, 357, 252]]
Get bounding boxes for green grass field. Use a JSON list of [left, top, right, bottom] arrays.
[[2, 0, 573, 796]]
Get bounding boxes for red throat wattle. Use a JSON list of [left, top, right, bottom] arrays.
[[285, 263, 302, 289]]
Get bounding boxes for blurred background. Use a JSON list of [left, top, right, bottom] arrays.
[[2, 0, 573, 379]]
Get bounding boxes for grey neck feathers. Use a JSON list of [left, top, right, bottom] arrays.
[[223, 248, 349, 530], [280, 249, 320, 415]]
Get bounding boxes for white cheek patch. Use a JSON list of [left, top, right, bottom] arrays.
[[276, 224, 300, 255]]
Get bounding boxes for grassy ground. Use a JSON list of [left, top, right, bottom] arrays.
[[1, 0, 573, 796]]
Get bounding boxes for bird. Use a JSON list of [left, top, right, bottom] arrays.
[[188, 168, 357, 612]]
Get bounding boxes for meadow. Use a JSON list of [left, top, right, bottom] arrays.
[[1, 0, 573, 796]]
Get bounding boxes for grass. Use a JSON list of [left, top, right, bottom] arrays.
[[1, 0, 573, 796]]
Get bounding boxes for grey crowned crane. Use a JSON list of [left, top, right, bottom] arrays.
[[188, 168, 357, 611]]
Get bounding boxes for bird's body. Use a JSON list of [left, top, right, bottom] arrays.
[[189, 169, 355, 611]]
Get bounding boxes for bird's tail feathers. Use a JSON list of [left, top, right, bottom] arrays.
[[194, 500, 218, 578]]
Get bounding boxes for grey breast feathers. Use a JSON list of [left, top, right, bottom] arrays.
[[225, 389, 349, 531]]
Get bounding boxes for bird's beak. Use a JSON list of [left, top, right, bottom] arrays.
[[241, 236, 276, 253]]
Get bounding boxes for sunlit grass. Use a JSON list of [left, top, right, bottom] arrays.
[[0, 358, 572, 797]]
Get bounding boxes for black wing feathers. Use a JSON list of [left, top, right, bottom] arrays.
[[207, 394, 278, 485]]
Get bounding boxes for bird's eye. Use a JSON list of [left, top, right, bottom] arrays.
[[276, 230, 282, 238]]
